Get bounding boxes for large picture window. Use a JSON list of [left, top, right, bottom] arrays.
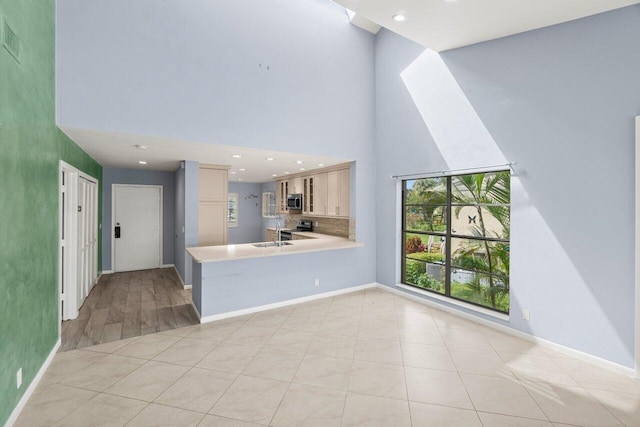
[[402, 171, 510, 313]]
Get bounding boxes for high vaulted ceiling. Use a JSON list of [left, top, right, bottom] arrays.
[[334, 0, 640, 51]]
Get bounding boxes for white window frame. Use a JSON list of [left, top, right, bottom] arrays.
[[228, 193, 238, 227], [262, 191, 278, 218]]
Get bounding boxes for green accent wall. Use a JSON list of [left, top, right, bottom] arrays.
[[0, 0, 102, 424]]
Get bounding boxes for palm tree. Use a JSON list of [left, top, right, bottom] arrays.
[[451, 172, 510, 308], [406, 178, 447, 232]]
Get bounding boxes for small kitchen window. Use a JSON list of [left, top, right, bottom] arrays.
[[228, 193, 238, 227]]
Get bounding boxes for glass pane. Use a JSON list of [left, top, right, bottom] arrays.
[[451, 205, 509, 240], [404, 205, 446, 233], [450, 268, 509, 313], [405, 177, 447, 205], [405, 233, 446, 259], [450, 237, 509, 279], [404, 258, 445, 294], [451, 171, 510, 206]]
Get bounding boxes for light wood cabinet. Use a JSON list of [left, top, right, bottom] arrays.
[[314, 173, 328, 216], [327, 169, 349, 217], [198, 165, 228, 246], [266, 229, 277, 242], [291, 177, 303, 194], [276, 180, 289, 214], [303, 176, 312, 214], [274, 163, 349, 218], [199, 167, 227, 201]]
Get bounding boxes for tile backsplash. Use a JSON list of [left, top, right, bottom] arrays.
[[285, 214, 353, 240]]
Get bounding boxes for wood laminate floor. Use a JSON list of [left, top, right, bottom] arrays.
[[60, 268, 198, 352]]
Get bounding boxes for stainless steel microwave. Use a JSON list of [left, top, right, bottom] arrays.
[[287, 194, 303, 210]]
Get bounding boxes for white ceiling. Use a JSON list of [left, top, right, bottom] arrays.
[[60, 127, 350, 183], [335, 0, 640, 51]]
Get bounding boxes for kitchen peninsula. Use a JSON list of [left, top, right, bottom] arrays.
[[186, 232, 365, 322]]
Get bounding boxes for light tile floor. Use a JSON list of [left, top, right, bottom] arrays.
[[15, 288, 640, 426]]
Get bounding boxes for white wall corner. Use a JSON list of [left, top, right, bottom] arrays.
[[169, 265, 190, 289]]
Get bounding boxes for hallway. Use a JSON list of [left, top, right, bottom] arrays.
[[60, 268, 198, 352]]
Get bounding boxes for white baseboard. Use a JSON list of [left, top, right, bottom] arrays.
[[100, 270, 114, 275], [199, 283, 377, 324], [168, 265, 191, 289], [6, 339, 61, 427], [161, 264, 174, 268], [381, 283, 635, 377]]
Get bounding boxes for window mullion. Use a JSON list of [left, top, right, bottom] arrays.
[[445, 176, 452, 297]]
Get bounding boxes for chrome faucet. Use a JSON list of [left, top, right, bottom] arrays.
[[275, 222, 281, 246]]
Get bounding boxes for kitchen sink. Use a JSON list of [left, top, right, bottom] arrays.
[[252, 241, 293, 248]]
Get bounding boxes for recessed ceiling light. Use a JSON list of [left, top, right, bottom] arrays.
[[230, 171, 236, 174], [272, 174, 278, 177], [265, 157, 275, 161], [239, 168, 246, 171], [317, 163, 325, 167], [238, 178, 243, 181], [299, 168, 306, 171], [134, 144, 147, 150], [138, 160, 147, 165], [392, 13, 406, 22], [232, 154, 242, 158], [296, 160, 303, 164], [284, 171, 291, 174]]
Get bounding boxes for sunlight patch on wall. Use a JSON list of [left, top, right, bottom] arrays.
[[400, 49, 507, 170], [399, 49, 633, 367]]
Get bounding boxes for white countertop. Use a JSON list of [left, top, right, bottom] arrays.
[[186, 232, 363, 263]]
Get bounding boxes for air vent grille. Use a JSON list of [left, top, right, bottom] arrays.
[[3, 16, 20, 63]]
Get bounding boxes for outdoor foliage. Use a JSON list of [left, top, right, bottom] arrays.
[[405, 235, 425, 254], [403, 171, 510, 312], [405, 260, 443, 293]]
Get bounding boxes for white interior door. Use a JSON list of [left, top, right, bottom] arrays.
[[77, 178, 87, 306], [60, 163, 99, 322], [113, 185, 162, 272], [60, 166, 79, 321], [78, 177, 98, 300]]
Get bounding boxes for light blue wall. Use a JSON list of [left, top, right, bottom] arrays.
[[193, 248, 368, 317], [57, 0, 377, 289], [184, 161, 199, 285], [174, 164, 186, 282], [228, 182, 263, 244], [375, 6, 640, 368], [56, 0, 375, 153], [102, 168, 175, 270]]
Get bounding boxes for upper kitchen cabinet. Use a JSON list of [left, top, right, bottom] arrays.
[[199, 164, 229, 246], [327, 168, 349, 217], [305, 173, 328, 216], [276, 163, 350, 218], [291, 177, 303, 194], [276, 179, 289, 214], [199, 166, 227, 202]]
